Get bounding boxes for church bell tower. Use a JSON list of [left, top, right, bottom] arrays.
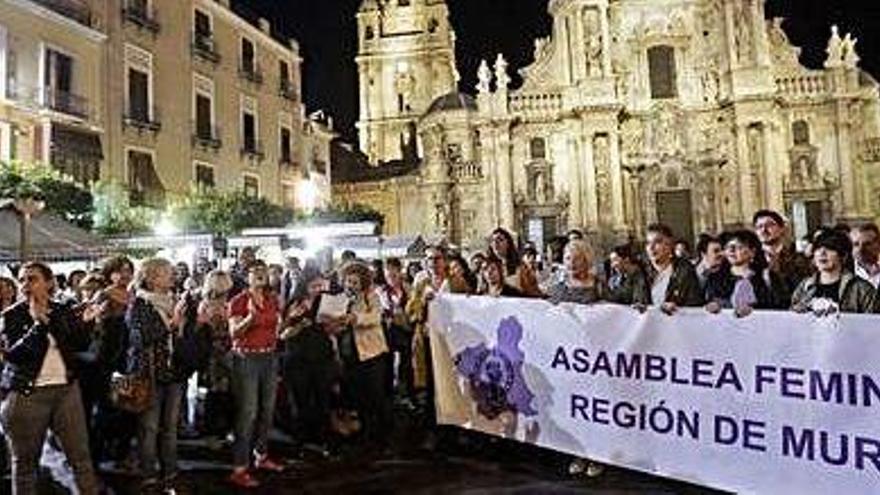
[[356, 0, 458, 165]]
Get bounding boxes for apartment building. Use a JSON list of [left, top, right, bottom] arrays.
[[0, 0, 106, 181], [0, 0, 335, 211]]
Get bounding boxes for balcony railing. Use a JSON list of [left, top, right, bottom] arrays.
[[122, 3, 160, 33], [238, 63, 264, 85], [279, 79, 297, 100], [192, 123, 222, 149], [33, 0, 94, 27], [123, 107, 161, 132], [240, 139, 265, 160], [45, 87, 89, 119], [191, 33, 220, 63]]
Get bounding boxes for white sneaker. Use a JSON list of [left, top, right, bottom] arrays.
[[568, 458, 587, 476], [585, 461, 605, 478]]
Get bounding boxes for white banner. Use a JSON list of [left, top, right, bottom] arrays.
[[428, 294, 880, 495]]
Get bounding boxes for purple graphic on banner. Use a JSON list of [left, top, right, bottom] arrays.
[[454, 316, 537, 420]]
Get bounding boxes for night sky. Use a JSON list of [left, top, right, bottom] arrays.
[[241, 0, 880, 142]]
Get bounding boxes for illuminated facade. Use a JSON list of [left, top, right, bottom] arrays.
[[338, 0, 880, 250]]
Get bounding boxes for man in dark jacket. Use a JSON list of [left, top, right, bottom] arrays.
[[753, 209, 812, 306], [640, 224, 704, 312], [0, 262, 98, 494]]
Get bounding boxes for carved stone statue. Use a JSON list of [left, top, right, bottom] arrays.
[[587, 35, 603, 77], [494, 54, 510, 90], [476, 60, 492, 94], [593, 135, 611, 219], [841, 33, 860, 68], [824, 25, 843, 68]]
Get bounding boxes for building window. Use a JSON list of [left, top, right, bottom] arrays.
[[243, 175, 259, 198], [792, 120, 810, 146], [365, 26, 375, 40], [127, 149, 164, 206], [242, 111, 256, 151], [194, 162, 214, 190], [648, 45, 677, 99], [239, 37, 261, 83], [195, 93, 212, 138], [281, 182, 296, 208], [529, 137, 546, 160], [194, 9, 211, 37], [127, 68, 149, 121], [44, 48, 87, 117], [279, 60, 295, 99], [280, 126, 292, 164]]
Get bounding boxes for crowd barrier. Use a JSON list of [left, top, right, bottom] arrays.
[[428, 294, 880, 495]]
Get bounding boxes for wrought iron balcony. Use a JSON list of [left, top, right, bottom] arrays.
[[122, 2, 160, 33], [240, 139, 265, 160], [279, 79, 297, 100], [123, 106, 161, 132], [239, 63, 263, 85], [191, 32, 220, 63], [45, 87, 89, 119], [192, 123, 222, 149]]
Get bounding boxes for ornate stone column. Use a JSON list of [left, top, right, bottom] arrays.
[[609, 128, 625, 230], [735, 123, 752, 221], [600, 4, 611, 77], [583, 132, 598, 229], [835, 100, 858, 219], [567, 133, 585, 228], [495, 126, 516, 231], [764, 119, 785, 212]]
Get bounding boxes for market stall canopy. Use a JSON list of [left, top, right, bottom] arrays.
[[0, 200, 107, 262]]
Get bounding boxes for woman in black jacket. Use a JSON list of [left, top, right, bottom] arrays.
[[704, 230, 787, 316]]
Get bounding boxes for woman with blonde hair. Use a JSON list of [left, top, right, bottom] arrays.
[[125, 257, 187, 491], [197, 270, 235, 441], [546, 239, 607, 305]]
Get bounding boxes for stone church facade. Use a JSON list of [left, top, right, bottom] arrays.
[[334, 0, 880, 251]]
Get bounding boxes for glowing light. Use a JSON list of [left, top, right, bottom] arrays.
[[297, 179, 319, 213], [154, 215, 178, 238]]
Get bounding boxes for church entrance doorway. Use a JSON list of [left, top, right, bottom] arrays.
[[656, 189, 694, 244]]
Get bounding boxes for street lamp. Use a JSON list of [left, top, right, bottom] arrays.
[[14, 197, 45, 261]]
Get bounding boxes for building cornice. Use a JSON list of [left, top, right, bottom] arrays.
[[195, 0, 302, 62], [9, 0, 107, 43]]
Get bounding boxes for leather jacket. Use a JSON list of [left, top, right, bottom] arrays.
[[0, 300, 91, 395]]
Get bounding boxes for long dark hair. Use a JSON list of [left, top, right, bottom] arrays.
[[489, 228, 520, 276]]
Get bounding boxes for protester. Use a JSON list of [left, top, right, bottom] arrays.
[[0, 262, 99, 494], [445, 253, 477, 294], [196, 270, 235, 446], [851, 223, 880, 288], [77, 273, 105, 305], [341, 261, 393, 450], [674, 239, 692, 262], [230, 247, 258, 297], [704, 230, 785, 316], [281, 264, 335, 454], [228, 261, 284, 488], [66, 269, 87, 303], [126, 257, 192, 491], [606, 244, 649, 305], [791, 229, 880, 314], [641, 223, 703, 311], [479, 255, 524, 298], [279, 256, 302, 309], [695, 234, 725, 289], [488, 228, 521, 283], [517, 246, 543, 297], [407, 246, 449, 392], [378, 258, 413, 402], [753, 209, 812, 305], [546, 240, 605, 305], [0, 275, 18, 312]]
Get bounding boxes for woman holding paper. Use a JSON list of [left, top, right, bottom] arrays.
[[340, 261, 393, 449]]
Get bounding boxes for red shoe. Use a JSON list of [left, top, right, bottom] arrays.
[[254, 455, 285, 473], [228, 469, 260, 488]]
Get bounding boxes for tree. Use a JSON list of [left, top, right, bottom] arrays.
[[172, 189, 295, 235], [297, 204, 385, 231], [91, 181, 159, 236], [0, 160, 93, 228]]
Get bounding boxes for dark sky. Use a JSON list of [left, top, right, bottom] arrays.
[[240, 0, 880, 142]]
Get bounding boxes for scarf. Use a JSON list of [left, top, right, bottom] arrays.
[[137, 289, 175, 329]]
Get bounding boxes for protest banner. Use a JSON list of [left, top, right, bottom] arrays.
[[428, 294, 880, 494]]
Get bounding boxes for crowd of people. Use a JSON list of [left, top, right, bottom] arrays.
[[0, 208, 878, 493]]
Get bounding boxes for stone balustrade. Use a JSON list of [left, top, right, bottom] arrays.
[[509, 92, 563, 115], [450, 161, 483, 180], [775, 73, 835, 98]]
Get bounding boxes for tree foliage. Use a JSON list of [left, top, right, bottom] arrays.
[[91, 181, 159, 236], [299, 204, 385, 229], [173, 189, 295, 235], [0, 160, 94, 228]]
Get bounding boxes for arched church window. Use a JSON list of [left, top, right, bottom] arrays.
[[648, 45, 677, 99], [365, 26, 374, 40], [529, 137, 546, 160], [792, 120, 810, 146]]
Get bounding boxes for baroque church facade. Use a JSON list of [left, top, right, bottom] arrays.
[[333, 0, 880, 251]]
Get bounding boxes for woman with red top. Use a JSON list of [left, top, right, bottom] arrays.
[[227, 261, 284, 488]]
